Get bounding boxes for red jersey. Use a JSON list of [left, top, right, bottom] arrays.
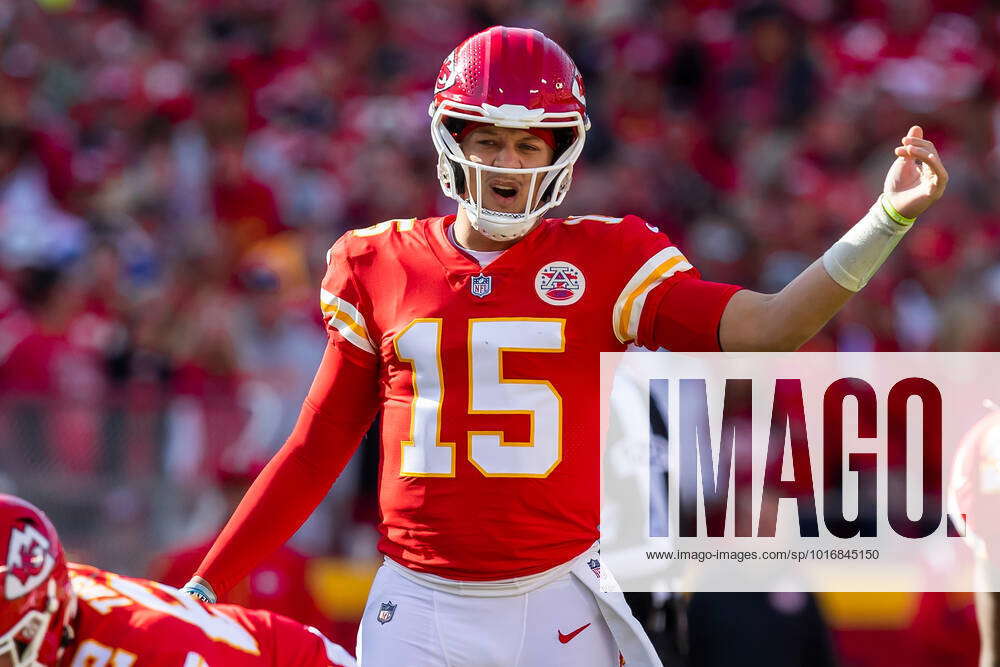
[[65, 564, 355, 666], [318, 214, 739, 579], [197, 214, 740, 591]]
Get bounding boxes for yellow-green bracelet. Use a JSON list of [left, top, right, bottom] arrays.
[[880, 194, 917, 226]]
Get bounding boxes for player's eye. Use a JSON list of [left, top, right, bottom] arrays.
[[519, 143, 539, 151]]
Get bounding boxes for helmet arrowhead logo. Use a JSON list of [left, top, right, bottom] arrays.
[[4, 524, 55, 600], [571, 69, 586, 107], [11, 543, 44, 585], [435, 49, 459, 94]]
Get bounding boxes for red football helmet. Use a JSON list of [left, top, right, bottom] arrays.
[[0, 495, 75, 667], [429, 26, 590, 241]]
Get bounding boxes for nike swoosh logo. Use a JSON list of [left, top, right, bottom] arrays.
[[558, 622, 592, 644]]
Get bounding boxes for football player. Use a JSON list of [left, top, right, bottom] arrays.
[[182, 26, 948, 666], [950, 411, 1000, 667], [0, 494, 355, 667]]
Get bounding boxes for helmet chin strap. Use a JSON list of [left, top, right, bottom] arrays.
[[460, 199, 539, 242], [471, 216, 538, 242]]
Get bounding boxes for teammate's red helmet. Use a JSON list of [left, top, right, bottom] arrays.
[[0, 495, 75, 667], [429, 26, 590, 241]]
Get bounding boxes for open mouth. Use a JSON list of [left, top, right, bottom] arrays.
[[489, 182, 520, 203]]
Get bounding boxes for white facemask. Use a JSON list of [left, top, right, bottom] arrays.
[[430, 101, 588, 241]]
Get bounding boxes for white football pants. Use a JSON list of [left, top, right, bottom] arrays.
[[357, 549, 661, 666]]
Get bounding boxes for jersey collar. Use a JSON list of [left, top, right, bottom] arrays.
[[425, 215, 552, 277]]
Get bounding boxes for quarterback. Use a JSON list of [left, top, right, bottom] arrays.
[[183, 26, 948, 666], [0, 495, 355, 667]]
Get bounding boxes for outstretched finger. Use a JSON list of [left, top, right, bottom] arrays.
[[907, 125, 923, 140]]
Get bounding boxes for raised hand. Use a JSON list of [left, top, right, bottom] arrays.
[[884, 125, 948, 220]]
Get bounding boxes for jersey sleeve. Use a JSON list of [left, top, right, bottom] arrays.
[[320, 235, 378, 357], [610, 215, 743, 351], [196, 236, 380, 595]]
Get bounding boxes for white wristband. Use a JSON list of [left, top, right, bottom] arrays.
[[821, 194, 914, 292], [181, 580, 217, 604]]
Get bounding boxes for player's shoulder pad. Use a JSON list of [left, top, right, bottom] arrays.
[[557, 214, 666, 240], [326, 217, 422, 266], [559, 213, 659, 230], [560, 213, 627, 227]]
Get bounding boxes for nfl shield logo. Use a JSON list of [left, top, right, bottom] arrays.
[[470, 273, 492, 298], [588, 558, 601, 578], [377, 601, 397, 624]]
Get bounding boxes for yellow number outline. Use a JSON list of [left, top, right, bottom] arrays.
[[466, 317, 565, 478]]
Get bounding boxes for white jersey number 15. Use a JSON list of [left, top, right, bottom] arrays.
[[394, 318, 564, 478]]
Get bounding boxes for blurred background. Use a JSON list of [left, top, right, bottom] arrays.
[[0, 0, 995, 663]]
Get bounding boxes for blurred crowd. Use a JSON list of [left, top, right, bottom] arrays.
[[1, 0, 1000, 663]]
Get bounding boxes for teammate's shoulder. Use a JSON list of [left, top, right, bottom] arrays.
[[67, 563, 117, 598], [67, 562, 104, 580], [265, 610, 358, 667]]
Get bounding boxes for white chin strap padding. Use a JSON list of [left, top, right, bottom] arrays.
[[470, 213, 537, 241]]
